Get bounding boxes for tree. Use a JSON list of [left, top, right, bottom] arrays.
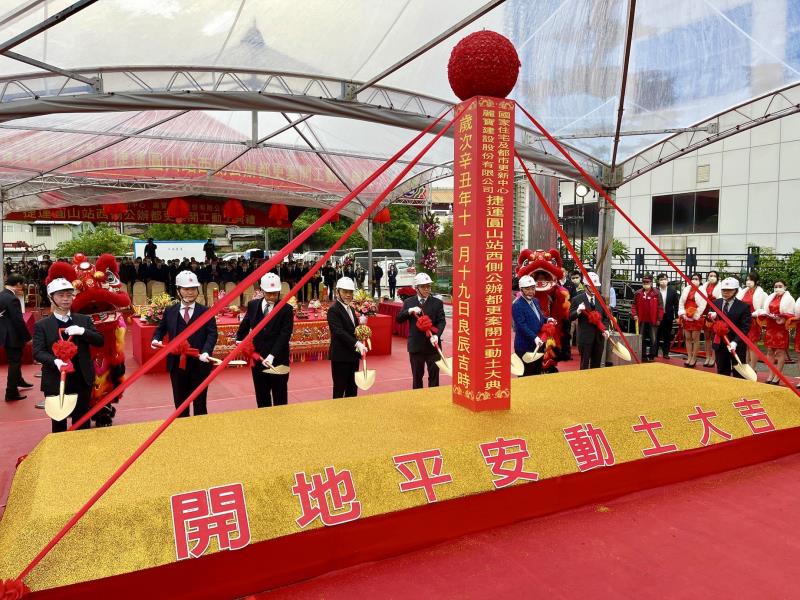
[[55, 225, 132, 257], [577, 237, 630, 264], [143, 223, 212, 240]]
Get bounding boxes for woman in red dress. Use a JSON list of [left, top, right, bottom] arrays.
[[701, 270, 720, 368], [678, 273, 707, 368], [736, 271, 767, 372], [758, 279, 795, 385]]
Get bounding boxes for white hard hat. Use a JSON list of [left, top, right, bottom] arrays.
[[413, 272, 433, 286], [583, 271, 601, 288], [260, 272, 282, 293], [336, 276, 356, 291], [47, 278, 75, 296], [518, 275, 535, 289], [719, 277, 740, 290], [175, 270, 200, 288]]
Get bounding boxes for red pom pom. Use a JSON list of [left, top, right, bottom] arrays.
[[712, 321, 730, 337], [415, 314, 437, 336], [73, 253, 87, 264], [46, 262, 78, 285], [95, 254, 119, 275], [53, 339, 78, 361], [539, 322, 557, 340], [448, 30, 520, 101]]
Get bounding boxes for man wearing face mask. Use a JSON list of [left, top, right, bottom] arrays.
[[631, 275, 664, 362], [707, 277, 751, 378], [653, 274, 679, 359], [736, 272, 767, 373], [397, 273, 447, 388], [757, 279, 795, 385], [33, 278, 104, 432], [151, 271, 218, 417], [236, 273, 294, 408], [512, 275, 547, 376]]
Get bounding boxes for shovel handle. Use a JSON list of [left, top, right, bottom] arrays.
[[722, 336, 742, 365]]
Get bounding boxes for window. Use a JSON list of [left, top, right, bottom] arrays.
[[651, 191, 719, 235], [35, 224, 51, 237], [2, 224, 13, 233]]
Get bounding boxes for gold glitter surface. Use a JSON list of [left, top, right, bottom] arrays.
[[1, 364, 798, 591]]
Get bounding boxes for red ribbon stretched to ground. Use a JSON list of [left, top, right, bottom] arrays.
[[170, 341, 199, 370], [0, 578, 29, 599], [238, 341, 262, 367], [14, 103, 467, 587], [515, 101, 799, 397], [585, 309, 607, 333]]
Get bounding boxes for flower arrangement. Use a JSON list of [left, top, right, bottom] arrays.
[[419, 211, 439, 278], [139, 292, 177, 325], [421, 247, 439, 272], [355, 324, 372, 342], [352, 288, 377, 318], [309, 299, 322, 310]]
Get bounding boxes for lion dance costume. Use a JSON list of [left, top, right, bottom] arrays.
[[515, 248, 571, 371], [45, 253, 131, 426]]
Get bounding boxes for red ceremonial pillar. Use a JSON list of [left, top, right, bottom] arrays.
[[452, 96, 515, 411]]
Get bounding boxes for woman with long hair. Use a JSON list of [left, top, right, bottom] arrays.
[[758, 279, 795, 385], [678, 273, 707, 368], [736, 271, 768, 372], [701, 270, 721, 368]]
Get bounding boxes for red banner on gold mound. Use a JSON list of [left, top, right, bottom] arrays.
[[452, 96, 515, 411]]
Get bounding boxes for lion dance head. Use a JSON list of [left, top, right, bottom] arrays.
[[46, 253, 130, 426], [515, 248, 571, 371]]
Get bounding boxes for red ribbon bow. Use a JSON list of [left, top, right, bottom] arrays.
[[239, 340, 262, 366], [416, 314, 438, 337], [52, 336, 77, 373], [0, 578, 30, 600], [586, 309, 607, 333], [170, 341, 200, 369], [712, 321, 730, 345]]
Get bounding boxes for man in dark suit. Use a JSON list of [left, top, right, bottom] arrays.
[[327, 277, 364, 398], [236, 273, 294, 407], [655, 273, 679, 359], [396, 272, 447, 388], [33, 278, 104, 432], [151, 271, 217, 417], [1, 274, 33, 400], [708, 277, 751, 378], [144, 237, 158, 261], [512, 275, 546, 377], [372, 261, 384, 298], [569, 271, 610, 370]]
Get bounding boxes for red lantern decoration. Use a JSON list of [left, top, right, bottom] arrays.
[[166, 198, 190, 223], [373, 208, 391, 224], [268, 203, 289, 226], [447, 30, 520, 101], [321, 208, 340, 224], [102, 203, 127, 221], [222, 198, 245, 223]]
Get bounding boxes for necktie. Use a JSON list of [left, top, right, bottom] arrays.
[[589, 296, 595, 308], [724, 301, 731, 315], [183, 306, 191, 323]]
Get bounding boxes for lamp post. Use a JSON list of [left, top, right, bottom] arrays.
[[575, 183, 589, 262]]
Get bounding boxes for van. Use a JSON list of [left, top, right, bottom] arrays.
[[352, 249, 415, 266], [354, 257, 416, 295]]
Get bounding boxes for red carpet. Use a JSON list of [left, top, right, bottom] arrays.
[[262, 451, 800, 599]]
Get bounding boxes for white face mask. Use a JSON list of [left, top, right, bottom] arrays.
[[746, 280, 755, 289], [775, 286, 785, 295], [708, 276, 718, 284]]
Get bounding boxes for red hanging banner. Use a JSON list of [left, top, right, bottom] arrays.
[[452, 96, 514, 411]]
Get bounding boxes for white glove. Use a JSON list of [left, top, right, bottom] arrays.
[[577, 302, 586, 314], [430, 334, 439, 346], [64, 325, 84, 336], [602, 330, 611, 339], [409, 306, 422, 316], [547, 318, 556, 325], [235, 339, 242, 345], [535, 336, 543, 346], [54, 358, 67, 371], [355, 341, 368, 355], [727, 341, 737, 352], [198, 352, 210, 363], [707, 312, 717, 320], [751, 311, 758, 317], [261, 355, 274, 368], [151, 339, 164, 349]]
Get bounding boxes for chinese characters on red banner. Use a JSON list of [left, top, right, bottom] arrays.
[[452, 97, 515, 411], [170, 399, 776, 544], [170, 483, 251, 560]]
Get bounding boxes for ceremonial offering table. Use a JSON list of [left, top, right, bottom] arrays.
[[378, 300, 409, 338]]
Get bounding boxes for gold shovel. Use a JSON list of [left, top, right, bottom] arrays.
[[523, 341, 544, 363], [723, 336, 757, 382], [510, 353, 525, 376], [262, 363, 291, 375], [609, 334, 632, 362], [354, 354, 376, 390], [432, 340, 453, 376], [44, 367, 78, 422]]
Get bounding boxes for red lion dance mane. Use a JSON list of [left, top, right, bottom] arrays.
[[515, 248, 571, 370], [45, 253, 131, 426]]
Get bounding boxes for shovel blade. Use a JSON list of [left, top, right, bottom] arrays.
[[44, 392, 78, 422], [263, 364, 291, 375], [355, 370, 376, 391], [435, 357, 453, 377], [611, 341, 632, 362], [735, 363, 758, 382], [510, 353, 525, 376]]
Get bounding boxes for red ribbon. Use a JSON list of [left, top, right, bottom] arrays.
[[170, 341, 200, 370], [52, 335, 77, 374], [238, 341, 263, 366], [538, 322, 557, 341], [586, 309, 607, 333], [415, 314, 438, 337], [712, 320, 730, 345], [0, 578, 30, 600]]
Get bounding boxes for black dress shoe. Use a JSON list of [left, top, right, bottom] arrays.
[[5, 394, 27, 401], [19, 381, 34, 388]]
